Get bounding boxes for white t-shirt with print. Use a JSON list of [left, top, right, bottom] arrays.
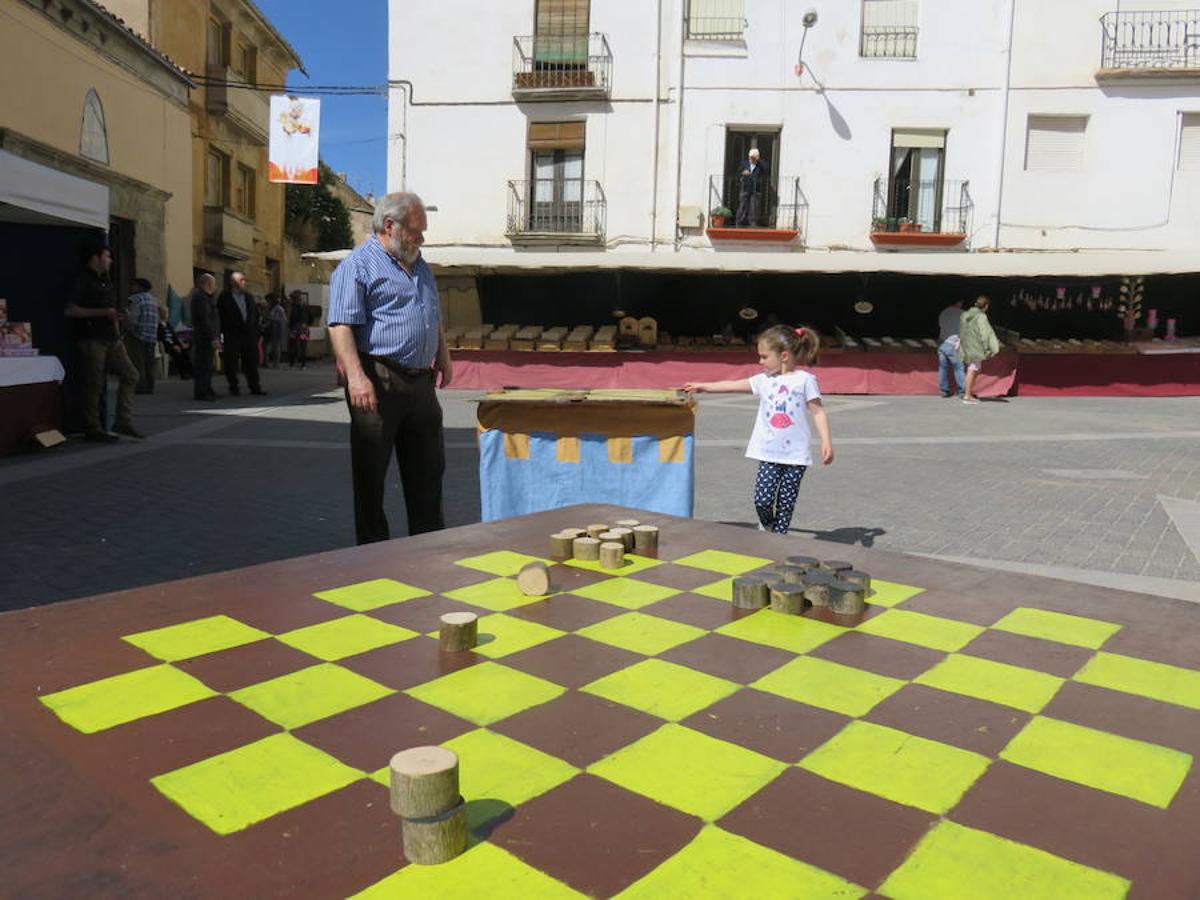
[[745, 370, 822, 465]]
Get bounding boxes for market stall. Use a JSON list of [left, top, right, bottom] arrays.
[[0, 355, 64, 455]]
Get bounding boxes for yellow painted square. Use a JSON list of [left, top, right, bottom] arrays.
[[582, 658, 740, 721], [313, 578, 431, 612], [691, 577, 734, 601], [503, 432, 530, 459], [867, 579, 925, 608], [123, 615, 269, 662], [915, 654, 1064, 713], [229, 664, 393, 729], [577, 612, 706, 656], [856, 609, 984, 652], [1073, 652, 1200, 710], [716, 609, 845, 654], [278, 614, 418, 661], [753, 656, 905, 717], [39, 665, 217, 734], [671, 550, 775, 576], [608, 436, 633, 464], [458, 613, 565, 659], [568, 578, 682, 610], [405, 662, 564, 726], [444, 577, 553, 611], [556, 435, 580, 463], [992, 607, 1121, 649], [454, 551, 555, 578], [658, 435, 688, 464]]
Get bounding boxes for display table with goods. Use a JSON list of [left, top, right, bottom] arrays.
[[0, 354, 64, 455], [4, 504, 1199, 897]]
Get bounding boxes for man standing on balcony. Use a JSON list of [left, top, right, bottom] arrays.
[[736, 148, 768, 228], [328, 192, 454, 545]]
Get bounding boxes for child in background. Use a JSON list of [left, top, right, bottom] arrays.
[[685, 325, 834, 533]]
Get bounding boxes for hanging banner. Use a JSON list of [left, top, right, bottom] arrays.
[[268, 96, 320, 184]]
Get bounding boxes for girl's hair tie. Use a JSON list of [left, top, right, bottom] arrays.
[[795, 327, 806, 337]]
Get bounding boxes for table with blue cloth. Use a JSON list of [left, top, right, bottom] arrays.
[[476, 389, 696, 521]]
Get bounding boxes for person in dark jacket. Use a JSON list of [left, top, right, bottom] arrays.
[[189, 273, 219, 401], [157, 307, 193, 379], [217, 271, 265, 396], [736, 148, 769, 228]]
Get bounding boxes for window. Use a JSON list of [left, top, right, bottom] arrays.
[[232, 42, 257, 82], [1179, 113, 1200, 171], [528, 121, 585, 232], [80, 89, 109, 165], [1025, 115, 1088, 171], [534, 0, 589, 65], [205, 148, 230, 207], [234, 164, 255, 219], [888, 129, 946, 230], [861, 0, 918, 58], [686, 0, 746, 41], [206, 17, 229, 68]]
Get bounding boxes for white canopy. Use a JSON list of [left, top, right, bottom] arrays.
[[0, 149, 109, 231]]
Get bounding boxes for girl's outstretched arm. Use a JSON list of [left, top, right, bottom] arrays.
[[808, 398, 834, 464], [683, 378, 752, 393]]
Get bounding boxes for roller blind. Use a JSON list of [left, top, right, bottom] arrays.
[[535, 0, 588, 61], [1179, 113, 1200, 171], [892, 129, 945, 149], [687, 0, 745, 39], [1025, 115, 1088, 171], [529, 121, 586, 151], [862, 0, 918, 29]]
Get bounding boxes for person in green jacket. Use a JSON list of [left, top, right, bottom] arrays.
[[959, 295, 1000, 404]]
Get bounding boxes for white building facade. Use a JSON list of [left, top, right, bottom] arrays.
[[387, 1, 1200, 303]]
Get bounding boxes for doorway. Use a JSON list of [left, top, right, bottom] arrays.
[[888, 130, 946, 231], [723, 128, 780, 227], [530, 149, 584, 233], [107, 216, 135, 308]]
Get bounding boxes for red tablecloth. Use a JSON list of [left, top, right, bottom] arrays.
[[1017, 353, 1200, 396]]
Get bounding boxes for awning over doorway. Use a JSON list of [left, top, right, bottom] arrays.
[[0, 149, 109, 231]]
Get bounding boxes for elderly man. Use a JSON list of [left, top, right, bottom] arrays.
[[328, 191, 453, 545], [736, 147, 768, 228], [217, 270, 265, 396], [189, 273, 219, 402]]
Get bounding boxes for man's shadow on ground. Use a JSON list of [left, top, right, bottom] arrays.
[[720, 523, 887, 547]]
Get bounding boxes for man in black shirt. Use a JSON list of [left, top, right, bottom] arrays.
[[189, 273, 219, 401], [64, 240, 141, 441]]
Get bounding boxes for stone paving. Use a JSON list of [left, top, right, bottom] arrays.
[[2, 362, 1198, 611]]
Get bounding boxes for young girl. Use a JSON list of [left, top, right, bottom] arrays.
[[685, 325, 834, 534]]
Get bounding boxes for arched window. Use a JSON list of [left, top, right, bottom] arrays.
[[80, 89, 110, 165]]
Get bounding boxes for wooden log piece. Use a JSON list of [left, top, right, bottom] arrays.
[[841, 569, 872, 592], [732, 574, 770, 608], [774, 564, 806, 584], [609, 527, 635, 551], [802, 570, 836, 607], [828, 579, 868, 616], [550, 532, 576, 558], [560, 527, 588, 538], [401, 799, 468, 865], [516, 561, 550, 596], [586, 523, 610, 539], [600, 541, 626, 569], [632, 525, 659, 554], [438, 612, 478, 652], [821, 560, 854, 574], [770, 583, 808, 615], [573, 536, 601, 561], [785, 555, 821, 572], [390, 746, 460, 819], [615, 518, 641, 529]]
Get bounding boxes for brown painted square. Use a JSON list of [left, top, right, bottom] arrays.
[[508, 595, 623, 632], [340, 637, 480, 691], [864, 684, 1030, 756], [496, 774, 701, 897], [501, 635, 642, 688], [899, 588, 1013, 626], [368, 595, 489, 634], [658, 633, 794, 684], [234, 592, 349, 634], [641, 592, 742, 630], [1101, 622, 1200, 671], [627, 564, 733, 592], [293, 693, 474, 772], [544, 563, 612, 592], [719, 767, 937, 889], [490, 691, 661, 767], [960, 629, 1094, 678], [681, 689, 850, 762], [175, 639, 318, 693], [1043, 680, 1200, 756], [809, 631, 944, 680]]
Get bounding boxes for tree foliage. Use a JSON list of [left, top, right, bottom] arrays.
[[285, 160, 354, 251]]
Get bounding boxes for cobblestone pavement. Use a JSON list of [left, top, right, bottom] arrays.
[[2, 362, 1197, 611]]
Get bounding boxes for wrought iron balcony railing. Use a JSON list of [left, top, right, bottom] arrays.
[[871, 177, 972, 236], [860, 26, 918, 59], [512, 33, 612, 97], [506, 179, 606, 243], [1100, 9, 1200, 70], [707, 175, 808, 235]]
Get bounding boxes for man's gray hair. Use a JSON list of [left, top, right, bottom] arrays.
[[373, 192, 424, 233], [749, 148, 760, 157]]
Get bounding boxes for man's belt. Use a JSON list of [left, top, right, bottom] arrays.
[[367, 355, 434, 378]]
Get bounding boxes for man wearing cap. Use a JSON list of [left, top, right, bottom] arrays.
[[64, 240, 142, 441], [328, 191, 453, 545]]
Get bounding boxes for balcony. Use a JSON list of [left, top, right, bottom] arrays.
[[1098, 10, 1200, 78], [506, 179, 605, 246], [512, 33, 612, 101], [204, 206, 254, 259], [860, 26, 918, 59], [205, 65, 269, 142], [869, 178, 971, 248], [705, 175, 808, 243]]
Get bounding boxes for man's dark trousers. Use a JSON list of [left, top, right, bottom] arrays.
[[348, 358, 446, 545], [193, 339, 214, 399], [224, 336, 261, 393]]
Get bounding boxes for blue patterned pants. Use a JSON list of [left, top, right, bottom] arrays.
[[754, 461, 807, 533]]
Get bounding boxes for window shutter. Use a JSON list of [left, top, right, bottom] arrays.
[[529, 121, 586, 151], [1179, 113, 1200, 171], [687, 0, 746, 39], [862, 0, 918, 29], [1025, 115, 1088, 171], [536, 0, 589, 36], [892, 129, 945, 149]]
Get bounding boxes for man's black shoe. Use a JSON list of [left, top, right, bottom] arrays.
[[229, 386, 241, 396], [113, 423, 146, 439], [84, 430, 119, 443], [250, 388, 267, 396]]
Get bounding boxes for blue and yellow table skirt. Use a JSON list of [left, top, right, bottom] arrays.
[[477, 389, 696, 521]]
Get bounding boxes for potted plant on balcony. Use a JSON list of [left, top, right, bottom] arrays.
[[709, 206, 733, 228], [871, 216, 887, 233]]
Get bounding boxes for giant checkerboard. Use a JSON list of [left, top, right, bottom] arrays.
[[4, 505, 1200, 898]]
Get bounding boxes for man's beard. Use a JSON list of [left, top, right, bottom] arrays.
[[387, 233, 420, 265]]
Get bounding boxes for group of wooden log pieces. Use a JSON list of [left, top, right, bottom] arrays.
[[734, 556, 871, 617], [549, 518, 660, 568]]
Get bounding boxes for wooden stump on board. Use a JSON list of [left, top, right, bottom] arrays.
[[600, 541, 626, 569], [390, 746, 460, 819], [803, 570, 836, 607], [615, 518, 641, 530], [841, 569, 872, 592], [609, 527, 635, 551], [770, 583, 809, 615], [774, 564, 807, 584], [438, 612, 478, 652], [732, 574, 770, 608], [550, 532, 576, 558], [573, 536, 601, 561], [786, 555, 821, 572], [828, 579, 867, 615], [586, 523, 610, 539], [632, 525, 659, 554], [821, 560, 854, 574], [402, 801, 468, 865], [517, 562, 550, 596]]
